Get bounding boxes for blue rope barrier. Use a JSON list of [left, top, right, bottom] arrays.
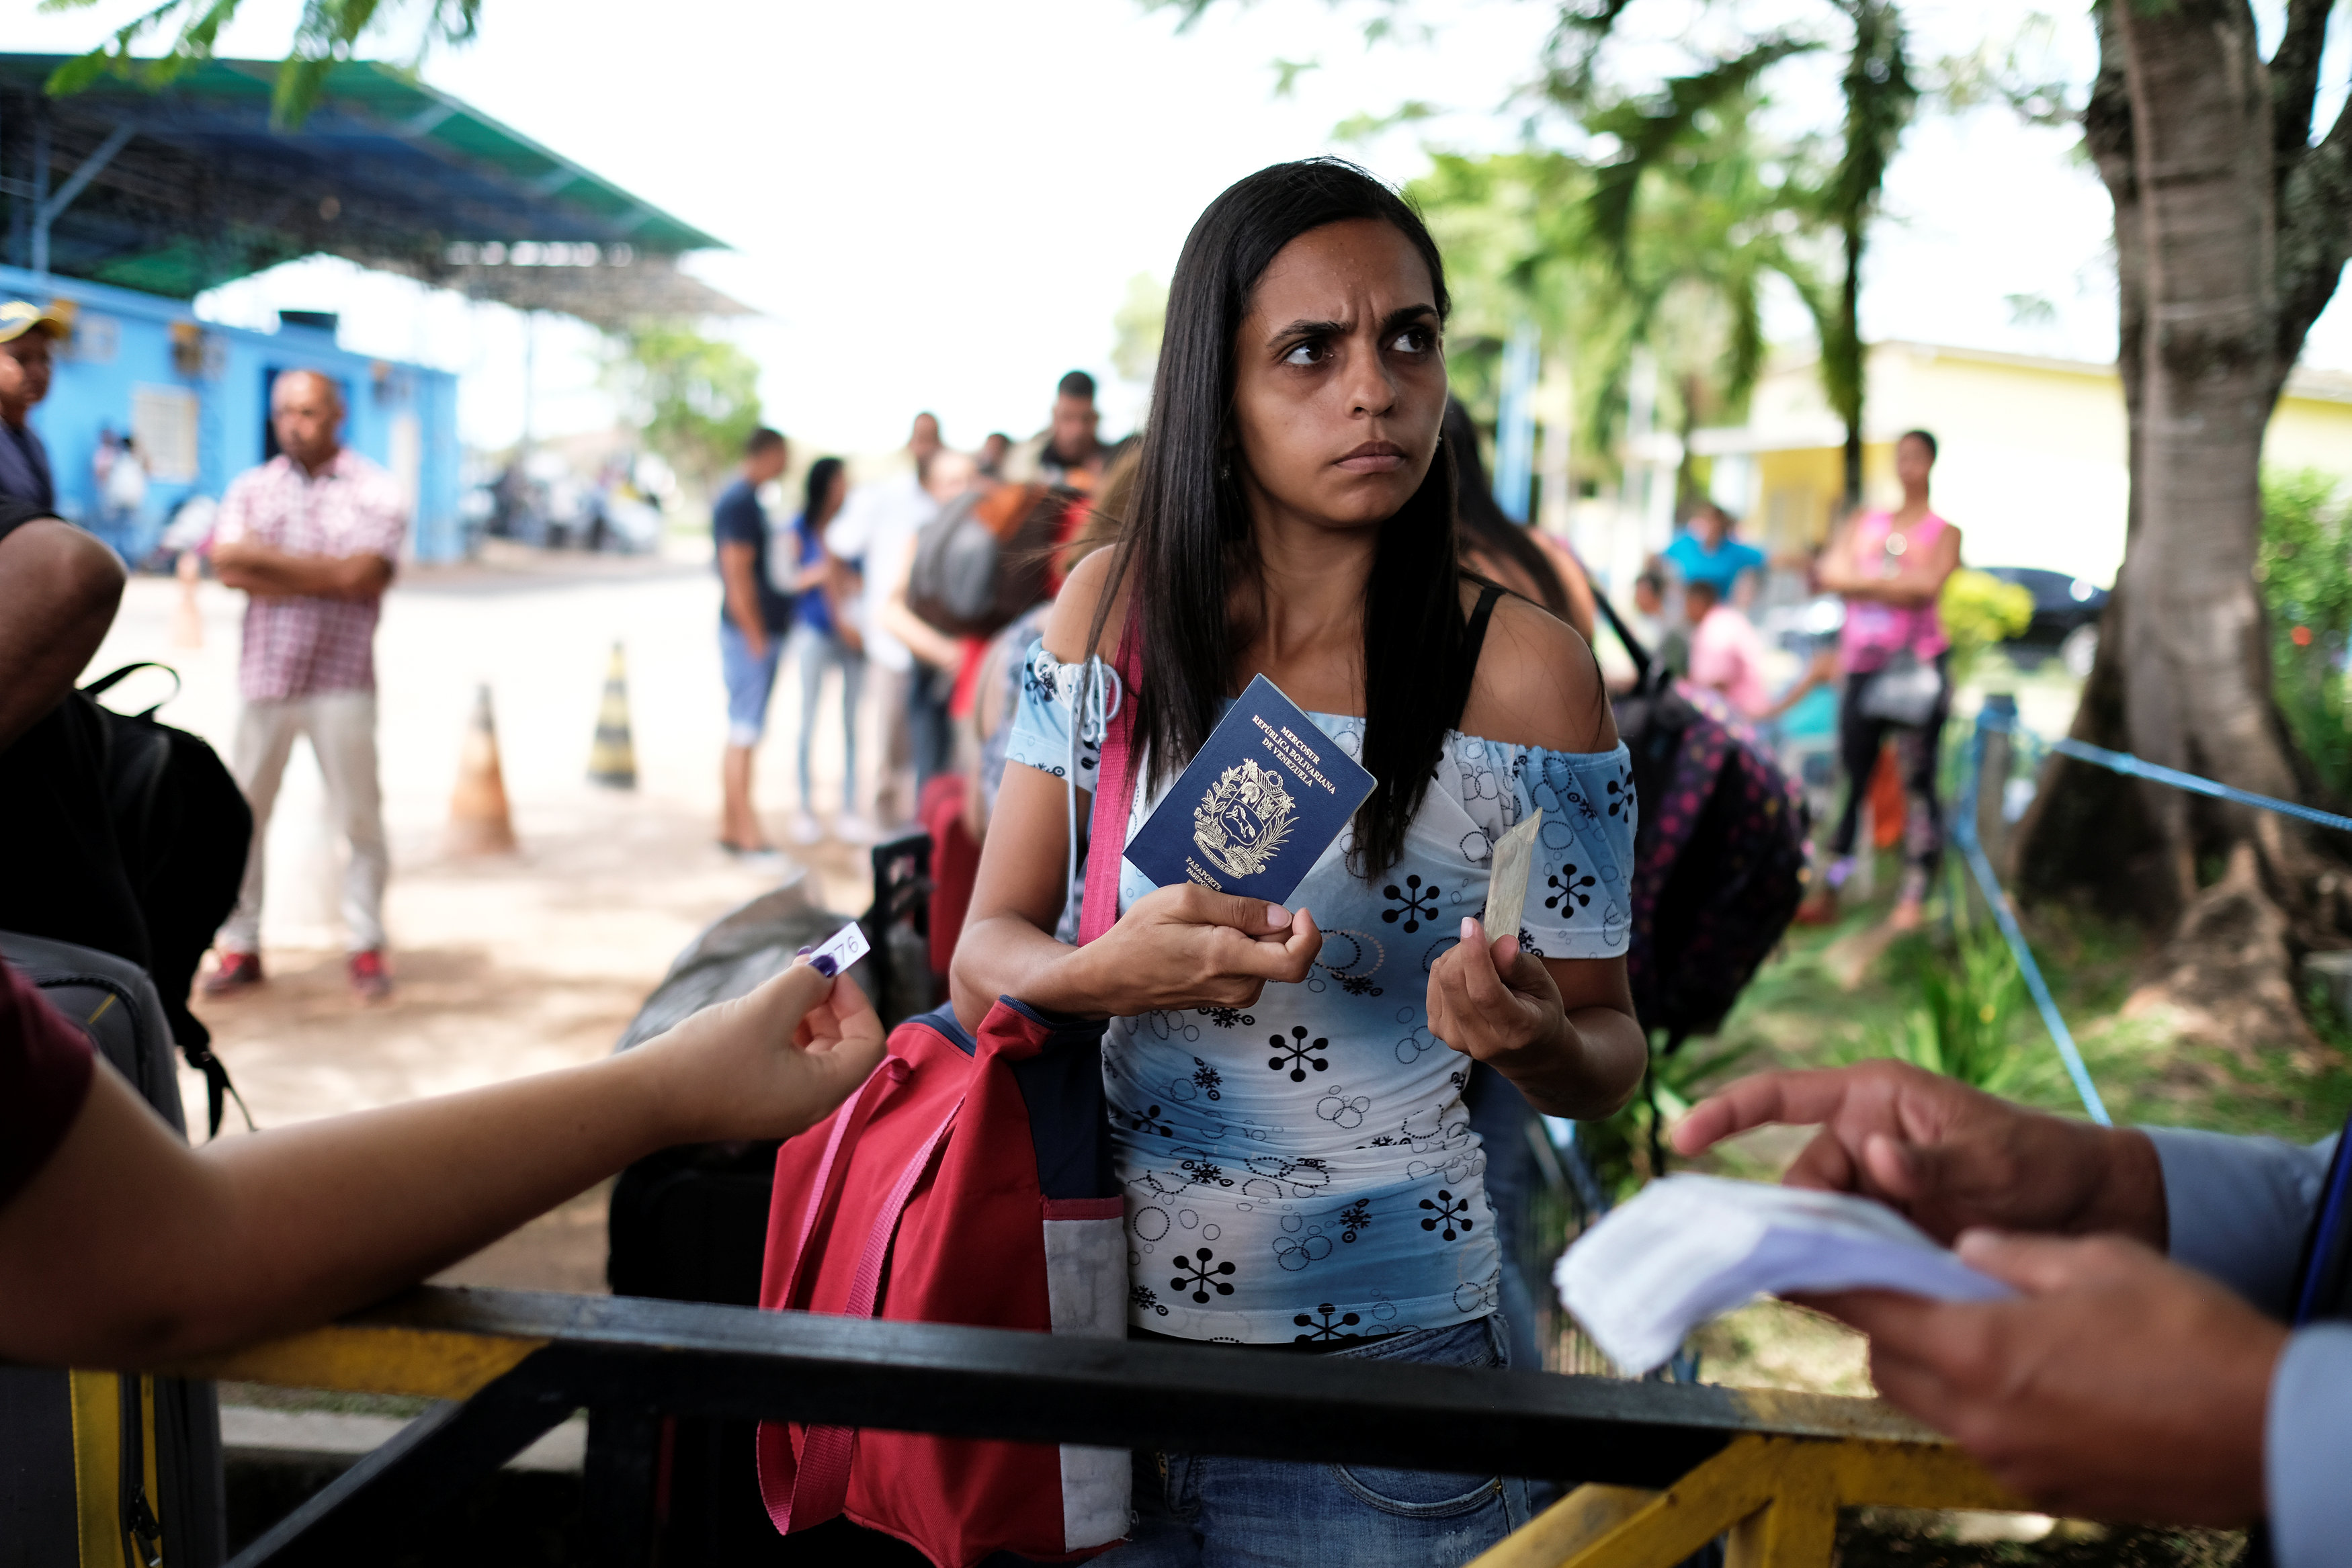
[[1954, 705, 2112, 1125], [1958, 700, 2352, 1125], [2045, 736, 2352, 837]]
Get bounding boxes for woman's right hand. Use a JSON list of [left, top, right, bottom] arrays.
[[1071, 885, 1323, 1016]]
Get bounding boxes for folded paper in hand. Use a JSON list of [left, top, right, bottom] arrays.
[[1482, 808, 1542, 942], [1553, 1174, 2015, 1374]]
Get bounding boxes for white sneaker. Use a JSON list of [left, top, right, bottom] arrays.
[[789, 812, 825, 846], [833, 812, 884, 845]]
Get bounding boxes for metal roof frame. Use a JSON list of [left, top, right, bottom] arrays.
[[0, 55, 746, 326]]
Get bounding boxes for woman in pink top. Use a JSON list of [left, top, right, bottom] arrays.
[[1810, 430, 1963, 931]]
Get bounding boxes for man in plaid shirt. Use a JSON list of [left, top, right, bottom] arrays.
[[205, 371, 407, 1001]]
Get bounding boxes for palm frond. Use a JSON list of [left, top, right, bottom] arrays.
[[1581, 35, 1820, 274]]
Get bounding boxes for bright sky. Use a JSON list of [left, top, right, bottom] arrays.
[[15, 0, 2351, 458]]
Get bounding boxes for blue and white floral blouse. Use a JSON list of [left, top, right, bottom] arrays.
[[1007, 642, 1637, 1345]]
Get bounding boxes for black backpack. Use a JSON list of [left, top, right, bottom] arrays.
[[0, 662, 251, 1136], [0, 931, 228, 1568]]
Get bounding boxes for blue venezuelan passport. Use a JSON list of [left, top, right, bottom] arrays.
[[1124, 674, 1376, 907]]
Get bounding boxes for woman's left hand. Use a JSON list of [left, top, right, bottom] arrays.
[[1427, 917, 1568, 1076]]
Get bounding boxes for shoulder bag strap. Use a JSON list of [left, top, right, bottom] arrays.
[[1077, 610, 1140, 947], [81, 662, 183, 720], [767, 1089, 967, 1534]]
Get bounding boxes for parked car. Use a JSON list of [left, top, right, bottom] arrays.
[[1977, 566, 2109, 676]]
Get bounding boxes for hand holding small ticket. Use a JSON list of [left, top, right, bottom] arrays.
[[802, 919, 870, 978], [1554, 1174, 2015, 1373]]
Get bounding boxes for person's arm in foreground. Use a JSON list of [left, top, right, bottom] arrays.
[[1671, 1062, 2323, 1531], [0, 962, 884, 1368], [0, 515, 122, 748], [212, 537, 393, 601]]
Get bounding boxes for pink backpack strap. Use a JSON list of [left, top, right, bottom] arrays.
[[762, 1092, 966, 1534], [771, 1055, 908, 1313], [1078, 612, 1140, 947]]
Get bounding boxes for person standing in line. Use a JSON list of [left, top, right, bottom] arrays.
[[976, 431, 1012, 478], [0, 300, 62, 513], [881, 448, 983, 796], [713, 427, 796, 866], [205, 371, 406, 1002], [1663, 501, 1767, 609], [826, 412, 944, 833], [1806, 429, 1962, 932], [1683, 577, 1775, 721], [1035, 370, 1107, 489], [958, 159, 1644, 1560], [95, 431, 146, 558], [782, 455, 869, 846]]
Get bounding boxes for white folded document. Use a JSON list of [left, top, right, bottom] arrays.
[[1553, 1173, 2016, 1374]]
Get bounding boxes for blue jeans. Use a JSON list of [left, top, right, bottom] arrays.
[[720, 620, 785, 747], [1101, 1315, 1533, 1567], [789, 623, 864, 811]]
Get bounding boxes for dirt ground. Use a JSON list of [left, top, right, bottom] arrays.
[[93, 546, 880, 1296]]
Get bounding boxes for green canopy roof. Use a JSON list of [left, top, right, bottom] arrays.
[[0, 55, 741, 323]]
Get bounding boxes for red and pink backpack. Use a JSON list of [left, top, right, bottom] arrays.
[[756, 642, 1142, 1567]]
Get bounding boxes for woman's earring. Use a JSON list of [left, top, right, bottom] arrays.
[[1218, 453, 1232, 482]]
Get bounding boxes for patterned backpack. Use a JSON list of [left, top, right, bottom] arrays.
[[1597, 595, 1808, 1045]]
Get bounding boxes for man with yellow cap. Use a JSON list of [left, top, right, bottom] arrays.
[[0, 300, 65, 513]]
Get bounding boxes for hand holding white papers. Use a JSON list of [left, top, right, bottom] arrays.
[[1552, 1174, 2015, 1374]]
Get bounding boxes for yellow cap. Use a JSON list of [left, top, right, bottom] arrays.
[[0, 299, 69, 344]]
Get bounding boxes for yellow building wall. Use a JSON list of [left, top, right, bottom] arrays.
[[1730, 345, 2352, 585], [2269, 393, 2352, 475]]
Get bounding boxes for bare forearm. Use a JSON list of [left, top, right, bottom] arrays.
[[0, 520, 122, 748], [1505, 1006, 1647, 1119], [718, 554, 768, 648], [186, 1055, 676, 1350], [216, 544, 388, 600], [3, 1053, 681, 1366], [950, 912, 1101, 1030], [883, 593, 964, 670]]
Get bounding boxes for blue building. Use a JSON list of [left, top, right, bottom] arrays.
[[3, 263, 462, 562]]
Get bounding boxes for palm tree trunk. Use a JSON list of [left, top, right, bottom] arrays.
[[1838, 214, 1864, 503]]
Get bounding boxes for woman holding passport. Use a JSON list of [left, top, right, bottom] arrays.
[[955, 158, 1646, 1563]]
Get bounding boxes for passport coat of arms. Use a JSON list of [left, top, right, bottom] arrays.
[[1192, 757, 1297, 879]]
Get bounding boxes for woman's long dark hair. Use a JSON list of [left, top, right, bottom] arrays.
[[800, 455, 845, 528], [1091, 158, 1464, 877], [1445, 396, 1572, 620]]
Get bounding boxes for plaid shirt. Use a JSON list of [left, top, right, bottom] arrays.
[[215, 449, 408, 702]]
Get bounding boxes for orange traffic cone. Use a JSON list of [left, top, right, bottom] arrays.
[[171, 550, 204, 650], [448, 684, 518, 855]]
